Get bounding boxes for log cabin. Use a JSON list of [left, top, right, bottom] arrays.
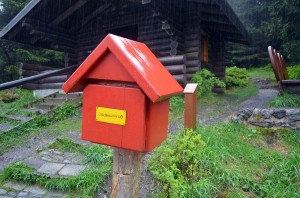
[[0, 0, 250, 91]]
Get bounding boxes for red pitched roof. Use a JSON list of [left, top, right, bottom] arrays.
[[62, 34, 183, 102]]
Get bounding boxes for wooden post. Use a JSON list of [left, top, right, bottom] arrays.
[[184, 83, 198, 130], [110, 148, 142, 198]]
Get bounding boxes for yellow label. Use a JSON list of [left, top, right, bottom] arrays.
[[96, 107, 126, 126]]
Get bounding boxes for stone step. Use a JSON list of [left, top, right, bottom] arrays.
[[35, 104, 55, 111], [0, 123, 13, 132], [53, 93, 82, 100], [22, 108, 50, 115], [43, 98, 67, 105], [6, 115, 32, 122]]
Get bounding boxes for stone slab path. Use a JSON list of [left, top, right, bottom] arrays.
[[0, 148, 86, 198]]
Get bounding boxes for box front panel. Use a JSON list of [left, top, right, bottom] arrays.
[[82, 84, 146, 151]]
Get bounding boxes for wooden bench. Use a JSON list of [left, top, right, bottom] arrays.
[[268, 46, 300, 94]]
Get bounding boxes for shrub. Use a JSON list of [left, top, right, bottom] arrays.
[[288, 65, 300, 79], [226, 66, 250, 88], [191, 69, 225, 97], [148, 129, 206, 197], [0, 91, 19, 103]]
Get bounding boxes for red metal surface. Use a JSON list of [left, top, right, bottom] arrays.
[[62, 34, 183, 102], [144, 100, 169, 152], [82, 84, 147, 151]]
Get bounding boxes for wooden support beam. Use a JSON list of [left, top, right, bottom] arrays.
[[184, 83, 198, 130], [110, 148, 141, 197], [72, 3, 111, 31], [50, 0, 90, 26]]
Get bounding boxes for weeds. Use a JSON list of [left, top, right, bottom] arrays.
[[268, 92, 300, 107], [169, 96, 185, 121]]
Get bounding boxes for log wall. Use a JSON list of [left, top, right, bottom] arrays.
[[210, 35, 226, 93], [20, 63, 68, 90], [76, 4, 187, 84], [183, 15, 201, 81]]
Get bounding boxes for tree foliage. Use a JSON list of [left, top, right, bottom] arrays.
[[227, 0, 300, 67], [0, 0, 63, 83]]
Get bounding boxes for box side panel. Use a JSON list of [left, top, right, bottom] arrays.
[[144, 100, 169, 152]]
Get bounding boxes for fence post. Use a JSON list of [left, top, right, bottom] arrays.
[[110, 148, 142, 198], [184, 83, 198, 130]]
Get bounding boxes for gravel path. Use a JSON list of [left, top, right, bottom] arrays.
[[202, 88, 278, 124]]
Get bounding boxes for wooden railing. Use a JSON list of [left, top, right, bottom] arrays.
[[0, 64, 78, 91]]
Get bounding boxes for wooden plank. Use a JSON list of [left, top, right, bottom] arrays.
[[50, 0, 90, 26]]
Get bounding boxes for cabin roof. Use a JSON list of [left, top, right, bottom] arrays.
[[62, 34, 183, 102], [0, 0, 250, 48]]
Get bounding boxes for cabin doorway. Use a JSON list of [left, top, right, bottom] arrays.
[[107, 25, 138, 41]]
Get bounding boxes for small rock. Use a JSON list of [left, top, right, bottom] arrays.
[[250, 121, 274, 128], [272, 109, 286, 119], [52, 150, 63, 156], [3, 182, 26, 191], [7, 191, 17, 197], [59, 164, 85, 177], [17, 191, 29, 197], [238, 108, 254, 119], [23, 157, 45, 169], [260, 109, 272, 119], [37, 163, 65, 175], [63, 159, 71, 163], [287, 110, 300, 121], [47, 189, 68, 197], [24, 185, 46, 195], [0, 189, 7, 195]]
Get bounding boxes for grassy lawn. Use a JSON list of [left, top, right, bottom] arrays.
[[149, 123, 300, 197], [170, 81, 259, 121], [247, 65, 275, 80]]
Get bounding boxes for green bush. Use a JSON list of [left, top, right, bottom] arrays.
[[0, 90, 19, 103], [191, 69, 225, 97], [288, 65, 300, 79], [148, 129, 206, 197], [226, 66, 250, 88]]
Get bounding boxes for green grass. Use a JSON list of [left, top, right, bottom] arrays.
[[0, 89, 37, 117], [248, 65, 275, 80], [0, 138, 112, 197], [268, 93, 300, 107], [149, 123, 300, 197], [0, 107, 80, 155], [169, 95, 185, 121], [198, 82, 259, 120], [169, 82, 259, 121]]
